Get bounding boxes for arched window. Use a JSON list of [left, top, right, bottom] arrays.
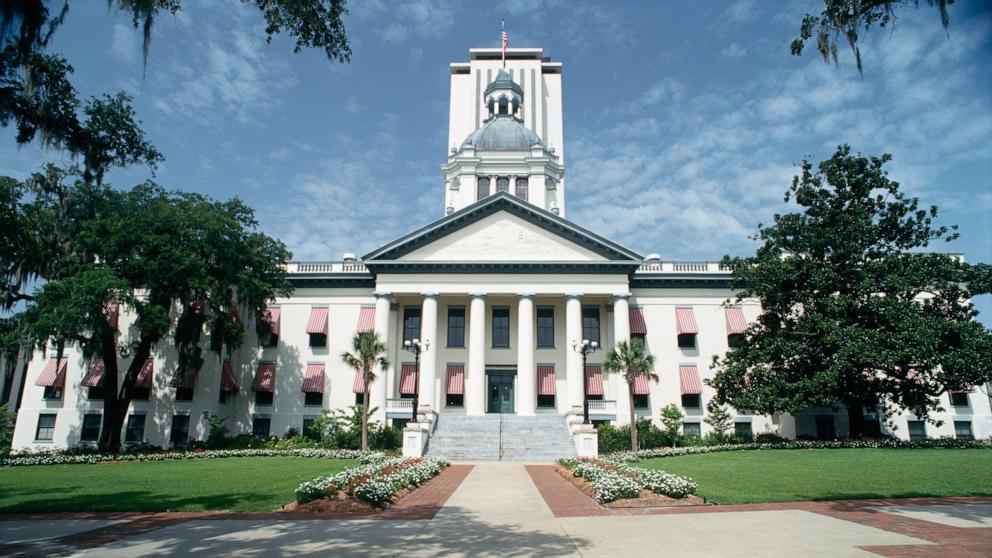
[[496, 177, 509, 193], [476, 177, 490, 201], [515, 177, 529, 200], [498, 97, 508, 115]]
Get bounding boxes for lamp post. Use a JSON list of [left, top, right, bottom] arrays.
[[403, 338, 429, 423], [572, 338, 599, 424]]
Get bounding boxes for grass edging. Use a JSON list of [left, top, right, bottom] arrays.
[[0, 448, 376, 467]]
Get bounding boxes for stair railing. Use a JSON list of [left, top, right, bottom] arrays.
[[498, 410, 504, 460]]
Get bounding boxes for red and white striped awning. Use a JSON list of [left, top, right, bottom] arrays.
[[585, 365, 604, 396], [446, 364, 464, 395], [725, 306, 747, 335], [356, 306, 376, 333], [221, 361, 240, 392], [679, 364, 702, 395], [252, 362, 276, 392], [399, 363, 417, 395], [103, 302, 119, 328], [675, 307, 698, 335], [633, 373, 651, 395], [302, 363, 325, 393], [352, 368, 368, 394], [537, 364, 556, 395], [306, 307, 329, 335], [82, 359, 106, 387], [135, 359, 154, 388], [35, 357, 68, 388], [170, 368, 198, 389], [264, 307, 281, 336], [629, 307, 647, 335]]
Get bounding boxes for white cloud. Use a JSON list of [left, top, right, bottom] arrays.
[[109, 23, 140, 66], [723, 0, 757, 22], [721, 42, 747, 59]]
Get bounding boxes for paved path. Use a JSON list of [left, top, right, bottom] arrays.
[[2, 463, 990, 557]]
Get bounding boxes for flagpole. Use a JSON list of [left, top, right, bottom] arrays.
[[501, 19, 506, 69]]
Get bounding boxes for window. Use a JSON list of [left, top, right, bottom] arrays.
[[392, 418, 409, 430], [538, 394, 556, 408], [536, 307, 555, 348], [515, 177, 528, 200], [261, 331, 279, 348], [632, 333, 646, 346], [81, 414, 101, 442], [170, 415, 190, 446], [446, 393, 464, 407], [308, 333, 327, 348], [447, 307, 465, 347], [734, 421, 752, 439], [175, 387, 194, 402], [403, 307, 422, 343], [496, 177, 509, 193], [492, 307, 510, 348], [677, 333, 697, 350], [815, 416, 836, 439], [581, 307, 600, 344], [255, 391, 273, 406], [43, 386, 63, 400], [950, 392, 970, 407], [355, 392, 365, 406], [907, 420, 927, 441], [35, 414, 56, 441], [304, 392, 323, 406], [476, 177, 490, 200], [727, 333, 746, 350], [681, 394, 701, 408], [586, 393, 604, 401], [954, 421, 974, 440], [132, 386, 150, 400], [633, 394, 649, 410], [219, 390, 231, 404], [303, 418, 318, 440], [87, 386, 105, 400], [682, 422, 701, 437], [251, 416, 271, 438], [863, 417, 881, 437], [125, 415, 146, 443]]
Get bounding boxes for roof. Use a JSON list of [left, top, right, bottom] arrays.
[[462, 114, 543, 151], [484, 69, 524, 98]]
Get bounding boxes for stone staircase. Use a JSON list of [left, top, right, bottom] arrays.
[[425, 413, 576, 462]]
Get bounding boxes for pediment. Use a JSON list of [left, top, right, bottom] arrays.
[[362, 193, 642, 268], [402, 212, 607, 261]]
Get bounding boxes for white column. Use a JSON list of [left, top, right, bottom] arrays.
[[565, 293, 584, 413], [516, 293, 536, 416], [613, 293, 632, 425], [466, 293, 486, 415], [419, 293, 439, 414], [371, 292, 392, 422]]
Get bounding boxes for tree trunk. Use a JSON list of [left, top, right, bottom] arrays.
[[628, 380, 638, 452], [99, 334, 153, 453], [361, 386, 370, 452], [846, 403, 864, 439]]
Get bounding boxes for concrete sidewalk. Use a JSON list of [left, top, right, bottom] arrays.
[[3, 463, 986, 557]]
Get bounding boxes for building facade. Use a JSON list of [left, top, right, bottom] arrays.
[[6, 47, 991, 453]]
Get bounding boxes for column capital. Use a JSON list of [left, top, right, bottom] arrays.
[[373, 291, 393, 301], [564, 293, 583, 301], [612, 292, 632, 301], [516, 293, 535, 299], [469, 292, 487, 299], [420, 292, 440, 299]]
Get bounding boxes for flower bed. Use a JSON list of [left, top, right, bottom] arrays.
[[558, 458, 698, 503], [0, 448, 373, 468], [295, 454, 449, 508], [608, 438, 992, 463]]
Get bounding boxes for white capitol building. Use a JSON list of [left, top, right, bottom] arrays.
[[7, 46, 990, 457]]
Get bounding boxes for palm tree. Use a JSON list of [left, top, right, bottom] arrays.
[[603, 338, 658, 451], [340, 331, 390, 451]]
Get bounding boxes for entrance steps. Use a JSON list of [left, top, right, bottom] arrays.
[[425, 413, 576, 462]]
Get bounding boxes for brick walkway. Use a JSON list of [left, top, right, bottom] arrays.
[[526, 464, 992, 557]]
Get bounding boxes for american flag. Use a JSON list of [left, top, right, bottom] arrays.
[[501, 20, 508, 67]]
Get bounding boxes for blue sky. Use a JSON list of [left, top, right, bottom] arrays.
[[1, 0, 990, 322]]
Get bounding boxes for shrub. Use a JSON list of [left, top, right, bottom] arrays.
[[755, 432, 787, 444], [206, 415, 230, 448], [659, 404, 684, 447], [559, 457, 697, 502], [0, 404, 15, 457]]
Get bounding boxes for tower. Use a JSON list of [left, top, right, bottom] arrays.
[[442, 48, 566, 215]]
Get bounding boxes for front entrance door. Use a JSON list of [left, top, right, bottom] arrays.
[[487, 372, 515, 414]]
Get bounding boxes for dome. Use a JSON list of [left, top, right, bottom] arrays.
[[484, 69, 524, 98], [462, 115, 544, 151]]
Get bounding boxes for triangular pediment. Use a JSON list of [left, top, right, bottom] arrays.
[[362, 193, 642, 269]]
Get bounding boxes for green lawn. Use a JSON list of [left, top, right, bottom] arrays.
[[635, 449, 992, 504], [0, 457, 355, 513]]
